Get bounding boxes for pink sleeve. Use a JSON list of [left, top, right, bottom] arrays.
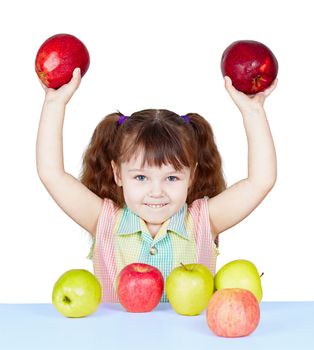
[[189, 196, 219, 275], [92, 198, 120, 302]]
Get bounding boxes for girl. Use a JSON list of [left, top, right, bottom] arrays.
[[36, 68, 277, 302]]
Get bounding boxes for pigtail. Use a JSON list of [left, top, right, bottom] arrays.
[[186, 113, 227, 203], [80, 112, 124, 206]]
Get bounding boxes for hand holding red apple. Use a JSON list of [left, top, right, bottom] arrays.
[[35, 33, 90, 89], [40, 67, 82, 105], [221, 39, 278, 113], [224, 75, 278, 114], [35, 33, 89, 105], [221, 40, 278, 95]]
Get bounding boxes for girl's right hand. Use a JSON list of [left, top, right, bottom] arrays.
[[40, 67, 82, 105]]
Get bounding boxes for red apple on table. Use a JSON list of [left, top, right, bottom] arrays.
[[35, 33, 90, 89], [221, 40, 278, 94], [206, 288, 260, 337], [117, 263, 164, 312]]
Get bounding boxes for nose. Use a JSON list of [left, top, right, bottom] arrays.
[[149, 180, 164, 197]]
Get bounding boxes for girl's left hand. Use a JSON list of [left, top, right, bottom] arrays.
[[224, 76, 278, 113]]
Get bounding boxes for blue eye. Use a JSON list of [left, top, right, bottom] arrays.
[[135, 175, 146, 181], [168, 176, 178, 181]]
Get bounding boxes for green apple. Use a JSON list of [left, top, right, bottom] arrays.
[[52, 269, 102, 317], [166, 263, 214, 316], [214, 259, 263, 303]]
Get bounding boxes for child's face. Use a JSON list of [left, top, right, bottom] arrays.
[[111, 150, 193, 226]]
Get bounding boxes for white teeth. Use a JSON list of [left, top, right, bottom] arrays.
[[146, 204, 166, 208]]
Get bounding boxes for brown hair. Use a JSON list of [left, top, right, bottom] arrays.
[[80, 109, 226, 208]]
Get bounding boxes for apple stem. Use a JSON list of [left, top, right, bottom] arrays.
[[180, 262, 188, 271], [260, 272, 264, 278]]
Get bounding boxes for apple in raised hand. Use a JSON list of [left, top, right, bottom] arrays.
[[52, 269, 102, 318], [35, 33, 90, 89], [117, 263, 164, 312], [166, 263, 214, 316], [214, 259, 263, 303], [221, 40, 278, 94], [206, 288, 260, 337]]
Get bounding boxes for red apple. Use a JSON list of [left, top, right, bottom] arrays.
[[221, 40, 278, 94], [35, 33, 90, 89], [117, 263, 164, 312], [206, 288, 260, 337]]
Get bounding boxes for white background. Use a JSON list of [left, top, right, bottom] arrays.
[[1, 0, 313, 302]]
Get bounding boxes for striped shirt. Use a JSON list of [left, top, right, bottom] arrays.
[[91, 196, 219, 302]]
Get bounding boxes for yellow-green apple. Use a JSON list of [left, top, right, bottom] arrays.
[[166, 263, 214, 316], [117, 263, 164, 312], [52, 269, 101, 318], [214, 259, 263, 303], [206, 288, 260, 337]]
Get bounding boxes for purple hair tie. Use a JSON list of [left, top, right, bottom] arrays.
[[181, 114, 190, 123], [118, 114, 128, 125]]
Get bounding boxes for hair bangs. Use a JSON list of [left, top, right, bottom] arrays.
[[119, 123, 194, 170]]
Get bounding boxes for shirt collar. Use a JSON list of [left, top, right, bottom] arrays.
[[117, 204, 189, 240]]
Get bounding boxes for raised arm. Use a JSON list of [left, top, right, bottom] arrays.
[[36, 68, 103, 236], [208, 76, 278, 237]]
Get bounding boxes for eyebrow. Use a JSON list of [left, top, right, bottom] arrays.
[[128, 169, 183, 174]]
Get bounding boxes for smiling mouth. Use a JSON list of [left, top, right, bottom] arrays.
[[145, 203, 168, 208]]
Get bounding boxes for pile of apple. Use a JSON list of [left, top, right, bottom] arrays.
[[165, 260, 262, 337], [122, 260, 262, 338], [52, 259, 262, 338]]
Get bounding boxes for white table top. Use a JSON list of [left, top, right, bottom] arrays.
[[0, 302, 313, 350]]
